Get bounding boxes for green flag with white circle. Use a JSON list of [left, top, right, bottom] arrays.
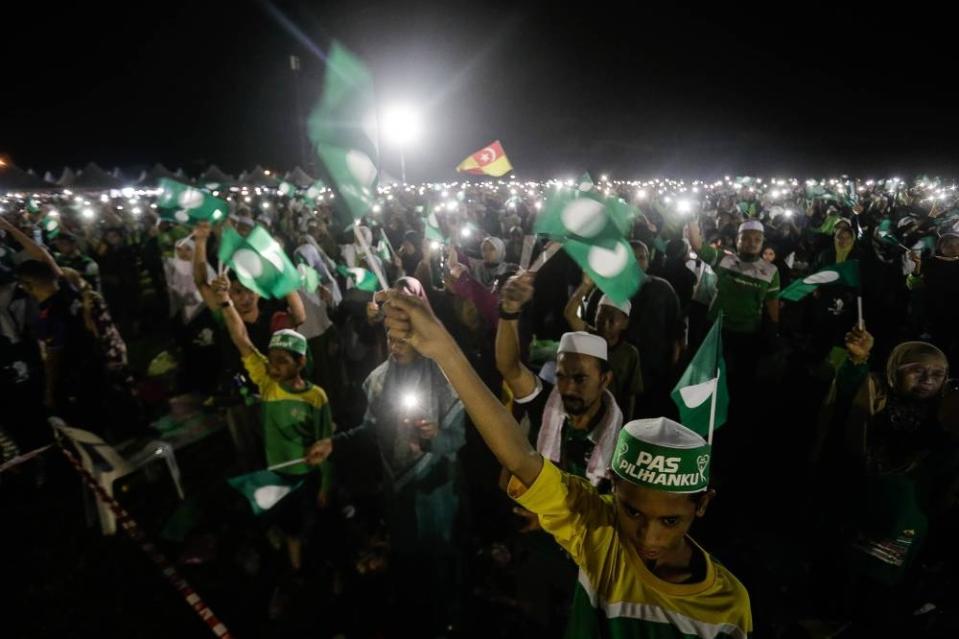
[[670, 313, 728, 437], [577, 172, 595, 193], [156, 178, 228, 226], [336, 264, 380, 292], [41, 214, 61, 238], [779, 260, 860, 302], [308, 41, 379, 234], [228, 469, 304, 516], [218, 225, 301, 299], [536, 188, 643, 304]]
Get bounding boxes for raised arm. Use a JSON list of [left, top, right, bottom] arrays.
[[284, 290, 307, 327], [0, 216, 62, 277], [563, 272, 594, 332], [192, 222, 219, 309], [210, 274, 255, 357], [383, 292, 543, 486], [495, 272, 538, 399], [686, 216, 703, 252]]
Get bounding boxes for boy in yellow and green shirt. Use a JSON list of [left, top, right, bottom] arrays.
[[375, 289, 752, 639], [213, 275, 333, 573]]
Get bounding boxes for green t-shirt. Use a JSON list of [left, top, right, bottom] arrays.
[[698, 246, 780, 334], [242, 351, 333, 487]]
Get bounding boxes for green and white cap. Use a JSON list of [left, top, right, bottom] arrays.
[[738, 220, 764, 234], [269, 329, 307, 356], [611, 417, 711, 493]]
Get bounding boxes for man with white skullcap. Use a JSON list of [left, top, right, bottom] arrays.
[[377, 291, 753, 638], [498, 273, 624, 490], [687, 218, 781, 337], [565, 278, 644, 421]]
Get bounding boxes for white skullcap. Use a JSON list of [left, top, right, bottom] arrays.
[[620, 417, 707, 449], [738, 220, 764, 234], [236, 215, 256, 227], [557, 331, 608, 362], [599, 294, 631, 317]]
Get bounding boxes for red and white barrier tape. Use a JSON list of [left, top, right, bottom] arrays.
[[58, 445, 233, 638], [0, 444, 53, 473]]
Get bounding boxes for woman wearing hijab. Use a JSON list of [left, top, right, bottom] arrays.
[[164, 238, 220, 394], [806, 219, 862, 366], [332, 277, 466, 634], [812, 326, 959, 616], [469, 236, 510, 289]]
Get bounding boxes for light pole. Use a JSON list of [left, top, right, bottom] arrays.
[[382, 103, 421, 184]]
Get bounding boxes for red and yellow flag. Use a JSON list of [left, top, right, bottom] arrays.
[[455, 140, 513, 177]]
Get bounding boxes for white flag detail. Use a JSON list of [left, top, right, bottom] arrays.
[[678, 378, 718, 409]]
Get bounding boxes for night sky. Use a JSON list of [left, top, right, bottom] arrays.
[[5, 1, 959, 181]]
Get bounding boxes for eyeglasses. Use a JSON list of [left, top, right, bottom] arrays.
[[898, 363, 947, 382]]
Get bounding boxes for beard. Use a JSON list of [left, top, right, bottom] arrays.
[[561, 395, 589, 415]]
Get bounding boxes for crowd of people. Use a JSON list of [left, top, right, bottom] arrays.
[[1, 172, 957, 637]]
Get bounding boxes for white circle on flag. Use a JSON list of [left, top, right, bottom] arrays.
[[254, 485, 292, 510], [178, 189, 204, 210], [578, 181, 593, 192], [346, 150, 377, 188], [233, 249, 264, 279], [174, 210, 190, 223], [804, 270, 840, 285], [561, 198, 606, 238], [587, 242, 629, 278]]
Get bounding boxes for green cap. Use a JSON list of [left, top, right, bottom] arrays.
[[611, 417, 711, 493], [269, 329, 307, 356]]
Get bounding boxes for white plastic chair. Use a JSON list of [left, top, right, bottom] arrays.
[[50, 417, 185, 535]]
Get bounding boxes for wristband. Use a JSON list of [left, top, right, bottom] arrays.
[[499, 305, 521, 320]]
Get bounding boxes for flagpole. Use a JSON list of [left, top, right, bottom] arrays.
[[353, 224, 390, 291], [267, 457, 307, 472], [857, 296, 864, 331], [707, 369, 718, 446]]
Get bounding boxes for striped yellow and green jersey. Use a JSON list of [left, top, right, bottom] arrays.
[[242, 351, 333, 487], [509, 460, 752, 638]]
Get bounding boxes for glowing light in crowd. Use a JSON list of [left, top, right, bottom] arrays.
[[244, 196, 252, 203], [784, 209, 794, 217], [636, 189, 647, 200], [99, 194, 110, 203], [382, 103, 422, 146], [461, 227, 472, 238], [121, 187, 135, 198], [262, 202, 271, 209], [372, 204, 382, 213], [676, 199, 692, 214], [81, 208, 95, 219], [430, 240, 441, 251], [131, 207, 141, 215], [401, 392, 420, 411]]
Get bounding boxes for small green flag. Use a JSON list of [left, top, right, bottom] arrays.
[[308, 41, 379, 233], [278, 181, 295, 197], [336, 264, 380, 292], [227, 470, 304, 516], [298, 263, 321, 292], [218, 225, 301, 299], [41, 214, 61, 238], [303, 180, 326, 205], [156, 178, 228, 225], [671, 313, 729, 437], [536, 188, 643, 304], [26, 198, 41, 214], [779, 260, 860, 302], [423, 203, 446, 242]]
